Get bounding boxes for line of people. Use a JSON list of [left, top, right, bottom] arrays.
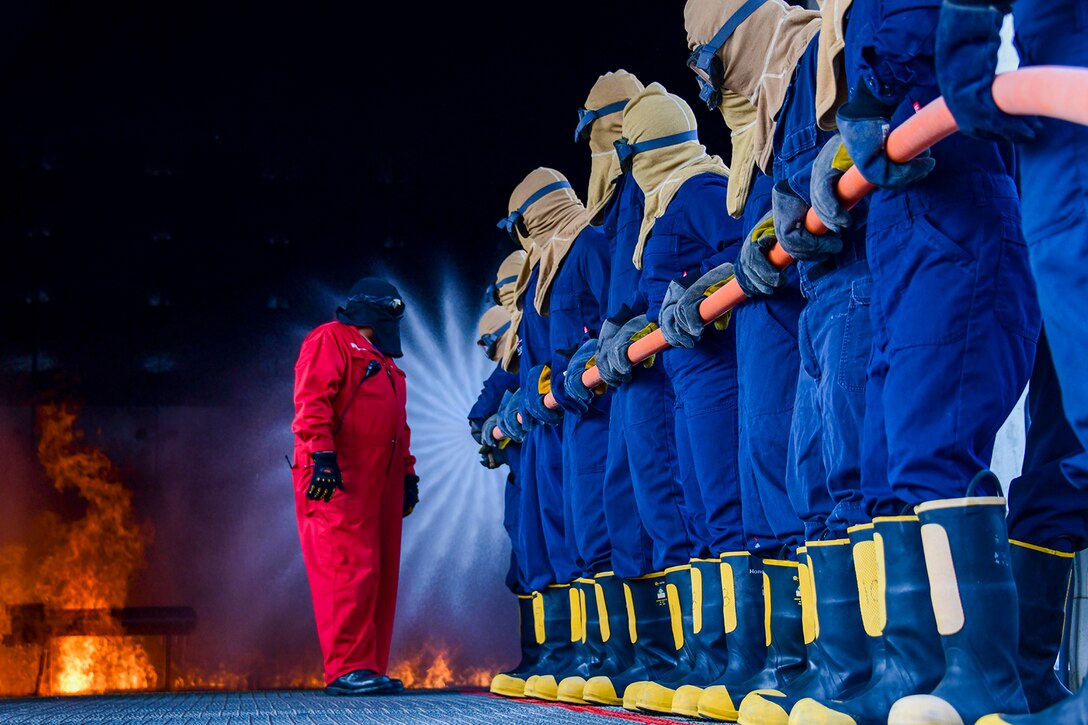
[[466, 1, 1088, 723]]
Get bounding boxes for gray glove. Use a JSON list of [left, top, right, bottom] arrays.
[[562, 339, 600, 414], [809, 135, 854, 234], [772, 180, 843, 261], [659, 263, 736, 349], [481, 412, 504, 448], [497, 389, 527, 443], [596, 312, 657, 387], [735, 210, 786, 297]]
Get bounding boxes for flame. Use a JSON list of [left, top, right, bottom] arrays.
[[388, 644, 496, 689], [0, 404, 155, 696]]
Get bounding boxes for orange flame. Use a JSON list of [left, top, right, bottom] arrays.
[[388, 644, 495, 689], [0, 404, 154, 695]]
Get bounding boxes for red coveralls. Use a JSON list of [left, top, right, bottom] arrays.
[[291, 321, 415, 683]]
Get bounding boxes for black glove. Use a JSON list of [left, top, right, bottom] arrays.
[[307, 451, 344, 502], [403, 473, 419, 517]]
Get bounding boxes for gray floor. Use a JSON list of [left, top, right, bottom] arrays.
[[0, 689, 692, 724]]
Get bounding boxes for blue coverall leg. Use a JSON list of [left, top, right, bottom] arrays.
[[608, 369, 695, 573], [735, 178, 806, 557], [671, 376, 716, 559], [737, 277, 807, 556], [599, 172, 693, 578], [845, 0, 1039, 510], [773, 41, 873, 539], [564, 408, 613, 574], [602, 389, 657, 578], [664, 332, 746, 555], [1006, 329, 1088, 551], [1013, 0, 1088, 489]]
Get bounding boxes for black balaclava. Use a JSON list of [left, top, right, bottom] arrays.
[[335, 277, 406, 357]]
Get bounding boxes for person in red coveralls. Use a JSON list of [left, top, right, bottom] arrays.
[[291, 276, 419, 696]]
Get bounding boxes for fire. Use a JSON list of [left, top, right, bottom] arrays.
[[0, 404, 155, 696], [388, 644, 496, 689]]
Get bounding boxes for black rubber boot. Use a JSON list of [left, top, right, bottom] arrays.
[[537, 577, 611, 702], [888, 491, 1029, 725], [698, 558, 807, 721], [583, 570, 684, 706], [789, 515, 946, 724], [490, 593, 544, 698], [673, 552, 768, 717], [738, 539, 872, 724], [1009, 539, 1076, 712], [636, 560, 730, 713], [524, 583, 590, 700], [558, 573, 636, 703]]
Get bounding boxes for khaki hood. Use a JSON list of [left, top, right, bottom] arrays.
[[507, 167, 590, 316], [623, 83, 729, 269], [581, 69, 645, 223], [815, 0, 853, 131], [478, 305, 513, 364], [718, 90, 760, 217], [685, 0, 820, 175], [495, 249, 527, 316]]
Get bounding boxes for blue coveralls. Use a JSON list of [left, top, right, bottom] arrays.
[[468, 365, 525, 592], [779, 40, 872, 539], [733, 174, 807, 557], [1012, 0, 1088, 489], [640, 173, 747, 556], [1006, 329, 1088, 551], [517, 268, 579, 589], [846, 0, 1039, 512], [600, 172, 694, 578], [548, 224, 614, 576]]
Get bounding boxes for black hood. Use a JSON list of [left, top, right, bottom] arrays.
[[335, 277, 405, 357]]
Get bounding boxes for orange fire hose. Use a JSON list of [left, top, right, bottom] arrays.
[[493, 66, 1088, 441]]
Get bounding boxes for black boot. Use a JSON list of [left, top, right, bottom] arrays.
[[558, 573, 635, 703], [489, 593, 544, 697], [698, 558, 807, 721], [524, 583, 587, 700], [1010, 539, 1076, 712], [673, 552, 767, 717], [790, 516, 946, 724], [536, 577, 610, 702], [583, 570, 683, 706], [888, 491, 1028, 725], [637, 559, 730, 713], [325, 669, 404, 696], [738, 539, 872, 724]]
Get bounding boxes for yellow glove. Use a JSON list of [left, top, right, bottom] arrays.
[[629, 322, 659, 368]]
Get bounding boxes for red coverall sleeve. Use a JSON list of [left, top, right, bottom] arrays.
[[292, 328, 346, 454]]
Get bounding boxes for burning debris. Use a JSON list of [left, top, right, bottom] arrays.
[[1, 404, 156, 696]]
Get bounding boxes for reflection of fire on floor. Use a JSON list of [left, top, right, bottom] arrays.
[[0, 690, 690, 724]]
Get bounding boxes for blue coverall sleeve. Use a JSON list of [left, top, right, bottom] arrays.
[[468, 365, 519, 425], [857, 0, 942, 105], [686, 196, 745, 275]]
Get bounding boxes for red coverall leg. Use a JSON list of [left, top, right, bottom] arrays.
[[291, 322, 414, 684]]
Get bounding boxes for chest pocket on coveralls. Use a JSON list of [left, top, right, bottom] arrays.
[[336, 349, 394, 451], [774, 124, 818, 191]]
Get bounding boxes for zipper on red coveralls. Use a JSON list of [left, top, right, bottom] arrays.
[[384, 362, 399, 477]]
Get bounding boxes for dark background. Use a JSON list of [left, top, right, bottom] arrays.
[[1, 1, 734, 408]]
